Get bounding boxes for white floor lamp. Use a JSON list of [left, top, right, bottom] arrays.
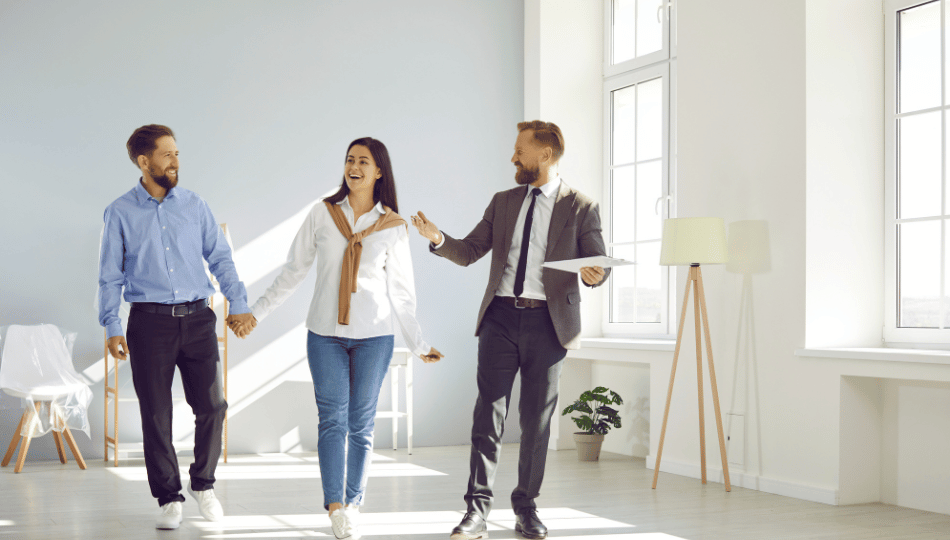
[[652, 217, 731, 492]]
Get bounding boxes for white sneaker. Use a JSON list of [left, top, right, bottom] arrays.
[[344, 503, 361, 525], [156, 501, 183, 530], [187, 484, 224, 522], [330, 507, 362, 540]]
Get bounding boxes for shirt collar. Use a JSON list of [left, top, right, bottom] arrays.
[[531, 175, 561, 199], [134, 178, 177, 204], [338, 196, 386, 215]]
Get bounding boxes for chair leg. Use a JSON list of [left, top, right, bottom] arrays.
[[61, 427, 87, 470], [2, 409, 28, 467], [52, 431, 67, 464]]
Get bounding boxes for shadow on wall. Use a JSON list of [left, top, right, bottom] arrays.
[[228, 380, 319, 454], [725, 219, 771, 477]]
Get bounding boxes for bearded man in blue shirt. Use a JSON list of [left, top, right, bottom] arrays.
[[98, 124, 256, 530]]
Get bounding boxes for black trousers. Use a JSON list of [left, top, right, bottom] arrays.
[[127, 305, 227, 507], [464, 297, 567, 518]]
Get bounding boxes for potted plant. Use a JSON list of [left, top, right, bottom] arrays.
[[561, 386, 623, 461]]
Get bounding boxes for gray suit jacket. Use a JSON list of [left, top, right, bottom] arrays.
[[431, 180, 609, 350]]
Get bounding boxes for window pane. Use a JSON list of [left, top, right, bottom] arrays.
[[612, 166, 636, 245], [636, 161, 662, 241], [611, 244, 637, 322], [899, 112, 942, 219], [613, 85, 637, 165], [899, 221, 941, 328], [899, 1, 941, 113], [637, 77, 663, 161], [636, 0, 663, 57], [613, 0, 636, 64], [635, 241, 663, 323]]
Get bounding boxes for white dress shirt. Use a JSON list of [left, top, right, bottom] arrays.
[[250, 198, 430, 357], [495, 177, 560, 300]]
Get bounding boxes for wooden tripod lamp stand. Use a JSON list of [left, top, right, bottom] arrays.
[[652, 217, 731, 492]]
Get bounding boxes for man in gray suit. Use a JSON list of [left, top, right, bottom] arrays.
[[411, 120, 609, 540]]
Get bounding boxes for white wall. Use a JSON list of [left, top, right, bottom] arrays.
[[0, 0, 524, 460]]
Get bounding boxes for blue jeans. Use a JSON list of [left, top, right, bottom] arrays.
[[307, 331, 394, 509]]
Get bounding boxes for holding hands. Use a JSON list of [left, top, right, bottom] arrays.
[[410, 212, 442, 245], [227, 312, 258, 338], [420, 346, 444, 364]]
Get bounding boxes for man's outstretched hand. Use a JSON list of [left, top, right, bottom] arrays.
[[227, 313, 258, 338], [410, 211, 442, 245]]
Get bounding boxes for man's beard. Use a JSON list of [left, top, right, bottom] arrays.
[[514, 163, 538, 185], [149, 164, 178, 190]]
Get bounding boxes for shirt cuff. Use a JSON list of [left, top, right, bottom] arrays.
[[227, 300, 251, 315], [432, 231, 446, 250], [106, 322, 124, 340]]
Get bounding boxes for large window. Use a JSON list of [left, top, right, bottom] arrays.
[[885, 0, 950, 344], [603, 0, 676, 337]]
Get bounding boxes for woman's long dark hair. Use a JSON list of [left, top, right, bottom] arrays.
[[324, 137, 399, 214]]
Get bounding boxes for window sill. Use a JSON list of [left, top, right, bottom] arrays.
[[795, 347, 950, 366], [564, 337, 676, 363], [579, 337, 676, 351]]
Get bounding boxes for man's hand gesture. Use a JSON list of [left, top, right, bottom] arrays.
[[410, 212, 443, 245]]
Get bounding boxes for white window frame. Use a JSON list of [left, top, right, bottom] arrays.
[[602, 0, 677, 338], [884, 0, 950, 344]]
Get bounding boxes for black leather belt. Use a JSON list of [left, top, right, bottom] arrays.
[[496, 296, 547, 309], [132, 298, 209, 317]]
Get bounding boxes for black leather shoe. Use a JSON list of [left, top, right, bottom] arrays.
[[514, 508, 547, 539], [450, 511, 488, 540]]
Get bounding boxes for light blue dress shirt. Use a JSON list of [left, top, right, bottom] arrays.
[[98, 181, 249, 338]]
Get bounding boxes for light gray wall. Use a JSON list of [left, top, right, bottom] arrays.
[[0, 0, 524, 460]]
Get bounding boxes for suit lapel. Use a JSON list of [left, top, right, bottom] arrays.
[[546, 180, 574, 260], [501, 185, 528, 256]]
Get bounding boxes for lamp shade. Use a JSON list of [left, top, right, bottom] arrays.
[[659, 217, 728, 266]]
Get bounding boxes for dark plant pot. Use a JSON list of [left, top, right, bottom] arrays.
[[573, 432, 605, 461]]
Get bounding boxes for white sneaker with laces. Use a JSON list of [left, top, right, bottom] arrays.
[[156, 501, 183, 530], [187, 484, 224, 521], [330, 507, 362, 540]]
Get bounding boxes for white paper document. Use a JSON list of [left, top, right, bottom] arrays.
[[542, 255, 634, 273]]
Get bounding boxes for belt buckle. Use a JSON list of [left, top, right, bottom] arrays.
[[514, 297, 527, 309], [171, 304, 189, 317]]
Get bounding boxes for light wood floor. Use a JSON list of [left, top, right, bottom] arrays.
[[2, 445, 948, 540]]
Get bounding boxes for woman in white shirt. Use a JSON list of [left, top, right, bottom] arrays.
[[236, 137, 442, 540]]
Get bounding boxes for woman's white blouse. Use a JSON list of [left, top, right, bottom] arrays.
[[250, 198, 430, 357]]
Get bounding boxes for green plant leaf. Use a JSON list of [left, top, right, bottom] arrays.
[[592, 386, 609, 394]]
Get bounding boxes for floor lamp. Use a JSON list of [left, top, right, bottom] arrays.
[[652, 217, 731, 492]]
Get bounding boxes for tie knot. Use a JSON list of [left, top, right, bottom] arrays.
[[531, 188, 542, 197]]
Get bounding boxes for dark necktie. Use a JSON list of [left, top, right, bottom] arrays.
[[514, 187, 543, 298]]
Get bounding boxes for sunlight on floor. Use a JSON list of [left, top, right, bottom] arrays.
[[0, 520, 14, 527], [191, 508, 676, 539]]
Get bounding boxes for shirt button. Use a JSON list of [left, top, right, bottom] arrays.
[[175, 290, 178, 294], [170, 269, 174, 272], [163, 226, 166, 230], [166, 247, 169, 250]]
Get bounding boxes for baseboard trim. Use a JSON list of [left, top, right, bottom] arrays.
[[645, 454, 839, 505]]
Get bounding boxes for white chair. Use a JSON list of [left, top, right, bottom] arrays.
[[1, 324, 92, 472], [375, 348, 414, 454]]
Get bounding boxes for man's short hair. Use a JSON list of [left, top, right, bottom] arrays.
[[127, 124, 175, 167], [517, 120, 564, 161]]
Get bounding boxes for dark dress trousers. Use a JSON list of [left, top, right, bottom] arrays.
[[432, 180, 610, 517]]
